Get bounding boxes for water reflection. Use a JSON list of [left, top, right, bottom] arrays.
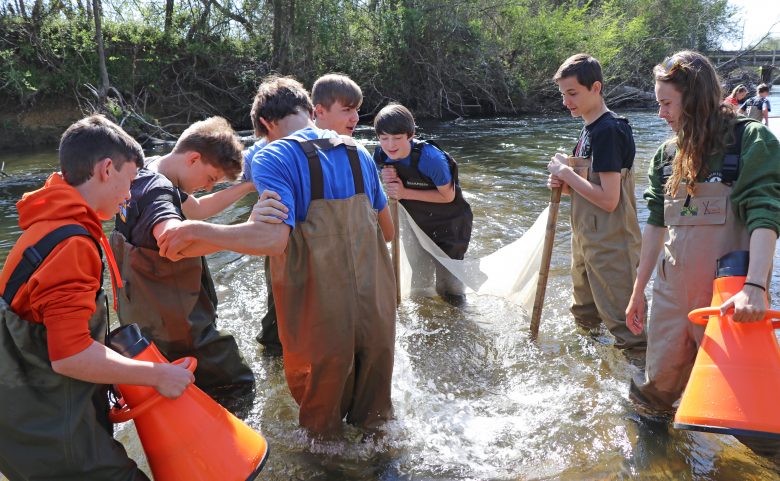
[[1, 108, 779, 480]]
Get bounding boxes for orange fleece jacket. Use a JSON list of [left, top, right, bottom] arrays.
[[0, 173, 106, 361]]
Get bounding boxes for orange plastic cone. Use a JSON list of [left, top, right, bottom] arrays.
[[108, 324, 269, 481], [674, 251, 780, 439]]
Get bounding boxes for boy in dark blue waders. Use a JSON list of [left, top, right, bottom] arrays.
[[154, 75, 397, 436], [373, 103, 473, 300], [0, 115, 193, 480], [111, 117, 257, 399]]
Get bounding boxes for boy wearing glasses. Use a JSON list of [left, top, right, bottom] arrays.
[[111, 117, 258, 398], [546, 54, 647, 364]]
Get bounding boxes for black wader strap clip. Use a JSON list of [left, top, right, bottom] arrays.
[[293, 137, 365, 200]]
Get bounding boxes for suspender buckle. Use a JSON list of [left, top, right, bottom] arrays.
[[22, 246, 43, 269]]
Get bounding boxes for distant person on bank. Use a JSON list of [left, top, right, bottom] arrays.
[[740, 83, 771, 126], [723, 84, 748, 112], [156, 75, 397, 436], [546, 54, 647, 364], [0, 115, 193, 481]]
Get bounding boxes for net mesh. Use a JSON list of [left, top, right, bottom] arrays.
[[397, 203, 548, 312]]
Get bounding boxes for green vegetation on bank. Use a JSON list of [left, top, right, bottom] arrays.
[[1, 0, 736, 141]]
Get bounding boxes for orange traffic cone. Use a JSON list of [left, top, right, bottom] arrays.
[[674, 251, 780, 439], [108, 324, 269, 481]]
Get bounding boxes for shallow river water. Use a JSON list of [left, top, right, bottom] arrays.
[[1, 99, 780, 480]]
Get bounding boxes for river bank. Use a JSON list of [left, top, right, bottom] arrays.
[[0, 88, 657, 151]]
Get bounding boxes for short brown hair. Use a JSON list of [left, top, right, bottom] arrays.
[[758, 83, 770, 94], [172, 116, 243, 180], [374, 103, 415, 137], [59, 114, 144, 186], [250, 76, 314, 138], [554, 54, 604, 91], [312, 73, 363, 110]]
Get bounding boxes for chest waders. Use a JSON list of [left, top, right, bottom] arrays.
[[0, 225, 148, 481], [110, 231, 254, 394], [374, 141, 473, 296], [568, 157, 646, 355], [272, 137, 396, 435], [629, 121, 770, 414]]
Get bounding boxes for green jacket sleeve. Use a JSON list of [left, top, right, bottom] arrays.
[[643, 143, 669, 228], [730, 122, 780, 235]]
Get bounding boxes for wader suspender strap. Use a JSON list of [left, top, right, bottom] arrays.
[[412, 140, 459, 186], [294, 138, 364, 200], [373, 146, 388, 167], [661, 121, 749, 185], [721, 121, 747, 185], [2, 225, 102, 306], [410, 142, 424, 171]]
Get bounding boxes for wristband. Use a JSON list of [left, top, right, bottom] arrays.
[[743, 281, 766, 291]]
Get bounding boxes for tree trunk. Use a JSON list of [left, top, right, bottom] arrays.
[[93, 0, 110, 104], [164, 0, 174, 34], [271, 0, 294, 72], [17, 0, 28, 18]]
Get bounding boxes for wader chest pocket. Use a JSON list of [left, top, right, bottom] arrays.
[[664, 195, 727, 226]]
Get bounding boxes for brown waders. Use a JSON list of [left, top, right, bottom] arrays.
[[0, 227, 147, 481], [630, 182, 778, 457], [271, 138, 396, 435], [110, 231, 254, 393], [569, 157, 647, 357]]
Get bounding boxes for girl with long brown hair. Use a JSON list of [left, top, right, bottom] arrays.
[[625, 50, 780, 459]]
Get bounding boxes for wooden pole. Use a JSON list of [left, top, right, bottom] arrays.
[[529, 187, 563, 340], [391, 199, 401, 305]]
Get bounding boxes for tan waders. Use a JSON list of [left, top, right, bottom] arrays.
[[569, 157, 647, 355], [0, 227, 148, 481], [271, 138, 396, 435], [630, 181, 779, 457], [630, 181, 752, 412], [110, 231, 254, 392]]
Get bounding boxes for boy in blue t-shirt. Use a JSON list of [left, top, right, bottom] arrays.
[[155, 77, 396, 436], [373, 103, 473, 298], [243, 76, 315, 356]]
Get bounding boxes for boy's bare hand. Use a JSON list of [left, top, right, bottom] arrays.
[[157, 223, 192, 262], [547, 153, 572, 177], [250, 190, 288, 224], [385, 180, 405, 200], [154, 359, 194, 399], [381, 166, 399, 184]]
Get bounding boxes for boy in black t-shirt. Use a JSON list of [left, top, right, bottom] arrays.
[[111, 117, 264, 399], [546, 54, 647, 363]]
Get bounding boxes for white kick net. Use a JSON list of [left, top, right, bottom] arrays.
[[396, 203, 549, 312]]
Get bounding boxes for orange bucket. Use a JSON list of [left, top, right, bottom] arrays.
[[674, 251, 780, 439], [108, 324, 269, 481]]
